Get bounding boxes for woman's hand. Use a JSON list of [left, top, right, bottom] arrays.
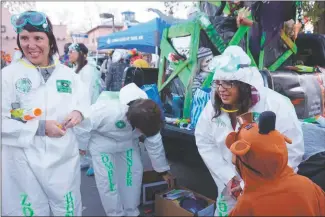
[[230, 176, 242, 198], [45, 120, 66, 138], [161, 171, 175, 189], [62, 110, 83, 129]]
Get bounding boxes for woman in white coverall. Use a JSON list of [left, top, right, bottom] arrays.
[[195, 46, 304, 216], [74, 83, 174, 216], [69, 43, 103, 105], [2, 11, 87, 216], [69, 42, 104, 175]]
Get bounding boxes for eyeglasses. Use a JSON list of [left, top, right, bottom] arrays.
[[11, 11, 49, 33], [211, 81, 235, 89]]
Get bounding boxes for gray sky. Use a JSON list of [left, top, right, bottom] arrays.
[[36, 2, 193, 32]]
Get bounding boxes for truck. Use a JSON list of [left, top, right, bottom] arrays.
[[124, 1, 325, 168]]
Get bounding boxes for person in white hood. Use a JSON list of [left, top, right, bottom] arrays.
[[195, 46, 304, 216], [2, 11, 87, 216], [74, 83, 174, 216], [68, 43, 103, 105]]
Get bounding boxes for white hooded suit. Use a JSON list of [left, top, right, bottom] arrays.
[[2, 58, 87, 216], [195, 46, 304, 216], [74, 83, 170, 216]]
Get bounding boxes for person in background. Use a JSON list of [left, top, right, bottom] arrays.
[[68, 43, 103, 105], [132, 58, 149, 68], [59, 42, 72, 68], [297, 122, 325, 191], [105, 50, 129, 91], [68, 42, 104, 176], [100, 49, 114, 81], [195, 46, 304, 215], [74, 83, 174, 216], [2, 10, 87, 216]]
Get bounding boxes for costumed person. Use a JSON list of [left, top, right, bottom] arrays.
[[195, 46, 304, 216], [105, 49, 129, 91], [69, 42, 104, 176], [226, 111, 325, 216], [192, 47, 214, 94], [74, 83, 174, 216], [59, 42, 72, 68], [2, 11, 87, 216], [132, 58, 149, 68]]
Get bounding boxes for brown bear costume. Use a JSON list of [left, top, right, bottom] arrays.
[[226, 111, 325, 216]]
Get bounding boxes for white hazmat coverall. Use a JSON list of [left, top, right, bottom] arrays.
[[74, 83, 170, 216], [2, 58, 88, 216], [195, 46, 304, 216]]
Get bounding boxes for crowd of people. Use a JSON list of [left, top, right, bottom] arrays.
[[1, 10, 325, 217]]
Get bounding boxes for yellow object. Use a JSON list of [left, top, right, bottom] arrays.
[[221, 107, 239, 113], [133, 59, 149, 68], [11, 108, 42, 121]]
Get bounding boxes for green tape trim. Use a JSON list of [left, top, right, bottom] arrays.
[[101, 153, 115, 191], [64, 191, 75, 217], [126, 149, 133, 187], [268, 49, 293, 72], [258, 32, 266, 70], [21, 193, 34, 217], [198, 13, 227, 53]]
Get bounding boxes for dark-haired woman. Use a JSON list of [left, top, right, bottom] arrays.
[[2, 11, 87, 216], [69, 43, 103, 176], [68, 43, 103, 105], [195, 46, 304, 216]]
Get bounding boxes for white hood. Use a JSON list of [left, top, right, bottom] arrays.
[[210, 45, 265, 105], [211, 46, 264, 88], [119, 83, 148, 105]]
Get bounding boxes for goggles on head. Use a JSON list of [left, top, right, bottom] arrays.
[[68, 43, 81, 53], [11, 11, 49, 34]]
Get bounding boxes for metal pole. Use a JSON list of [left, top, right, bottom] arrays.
[[112, 17, 115, 32]]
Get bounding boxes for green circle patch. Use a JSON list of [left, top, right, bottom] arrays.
[[115, 120, 126, 129], [15, 78, 32, 94]]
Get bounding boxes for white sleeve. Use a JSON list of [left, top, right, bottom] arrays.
[[1, 71, 39, 148], [72, 72, 90, 118], [275, 97, 304, 172], [195, 102, 236, 187], [73, 102, 107, 150], [144, 133, 170, 172], [79, 66, 94, 106]]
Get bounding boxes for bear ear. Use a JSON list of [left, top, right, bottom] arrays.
[[284, 135, 292, 144], [225, 132, 237, 149], [230, 139, 251, 156]]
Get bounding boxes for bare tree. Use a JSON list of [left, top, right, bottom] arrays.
[[2, 1, 36, 14]]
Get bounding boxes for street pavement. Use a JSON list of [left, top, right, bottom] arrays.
[[81, 156, 217, 216]]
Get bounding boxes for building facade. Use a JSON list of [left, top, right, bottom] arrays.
[[84, 24, 124, 53]]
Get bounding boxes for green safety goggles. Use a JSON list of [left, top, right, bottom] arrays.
[[11, 11, 49, 34]]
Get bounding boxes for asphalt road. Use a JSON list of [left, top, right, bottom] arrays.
[[80, 148, 217, 216]]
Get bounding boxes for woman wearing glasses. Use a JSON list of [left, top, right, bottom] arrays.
[[2, 11, 87, 216], [195, 46, 304, 216]]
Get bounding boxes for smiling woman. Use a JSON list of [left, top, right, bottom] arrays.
[[12, 11, 59, 66], [2, 10, 86, 217]]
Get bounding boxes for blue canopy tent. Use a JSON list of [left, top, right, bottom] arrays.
[[97, 18, 170, 54]]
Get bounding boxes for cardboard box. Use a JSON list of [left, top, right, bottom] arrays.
[[141, 171, 169, 205], [155, 186, 216, 216]]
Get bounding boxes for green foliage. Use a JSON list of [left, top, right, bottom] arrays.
[[302, 1, 325, 23]]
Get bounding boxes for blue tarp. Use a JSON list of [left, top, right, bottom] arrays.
[[97, 18, 170, 53]]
